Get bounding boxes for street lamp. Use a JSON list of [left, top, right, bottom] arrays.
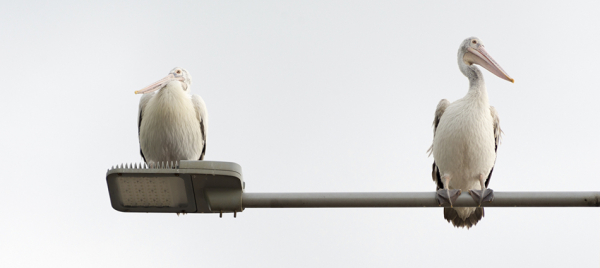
[[107, 161, 600, 217], [106, 160, 244, 216]]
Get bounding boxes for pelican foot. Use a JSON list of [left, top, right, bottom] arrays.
[[436, 189, 461, 207], [468, 188, 494, 206]]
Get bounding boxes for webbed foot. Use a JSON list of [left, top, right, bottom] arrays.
[[436, 189, 462, 207], [468, 188, 494, 206]]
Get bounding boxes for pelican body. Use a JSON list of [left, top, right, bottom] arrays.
[[429, 37, 512, 228], [136, 67, 207, 166]]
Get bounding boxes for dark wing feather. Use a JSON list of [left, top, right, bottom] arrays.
[[199, 119, 206, 160], [432, 162, 443, 190]]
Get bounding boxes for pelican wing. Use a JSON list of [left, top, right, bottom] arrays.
[[138, 92, 155, 162], [192, 95, 208, 160], [490, 106, 502, 153], [485, 106, 503, 187], [427, 99, 450, 155], [429, 99, 450, 189]]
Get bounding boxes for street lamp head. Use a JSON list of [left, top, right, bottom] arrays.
[[106, 161, 244, 215]]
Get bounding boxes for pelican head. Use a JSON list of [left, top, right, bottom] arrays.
[[135, 67, 193, 94], [457, 37, 514, 83]]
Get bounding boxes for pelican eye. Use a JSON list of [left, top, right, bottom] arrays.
[[176, 70, 182, 74], [472, 40, 477, 44]]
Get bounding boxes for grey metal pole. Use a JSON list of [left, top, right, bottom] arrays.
[[242, 192, 600, 208]]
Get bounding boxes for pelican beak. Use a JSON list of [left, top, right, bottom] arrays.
[[465, 46, 514, 83], [134, 74, 185, 94]]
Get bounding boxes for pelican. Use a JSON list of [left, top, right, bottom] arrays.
[[136, 67, 207, 166], [428, 37, 512, 228]]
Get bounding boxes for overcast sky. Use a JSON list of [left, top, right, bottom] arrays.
[[1, 1, 600, 267]]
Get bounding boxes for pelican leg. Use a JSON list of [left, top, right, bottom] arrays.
[[468, 174, 494, 207], [436, 175, 461, 207]]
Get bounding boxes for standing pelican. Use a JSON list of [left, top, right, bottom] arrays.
[[429, 37, 512, 228], [136, 67, 207, 166]]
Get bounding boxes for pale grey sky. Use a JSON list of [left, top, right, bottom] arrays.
[[1, 1, 599, 267]]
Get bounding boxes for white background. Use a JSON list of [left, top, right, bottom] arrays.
[[1, 1, 599, 267]]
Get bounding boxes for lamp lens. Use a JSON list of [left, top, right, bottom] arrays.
[[116, 177, 188, 208]]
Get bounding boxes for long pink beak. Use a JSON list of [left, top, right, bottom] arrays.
[[466, 46, 514, 83], [134, 74, 185, 94]]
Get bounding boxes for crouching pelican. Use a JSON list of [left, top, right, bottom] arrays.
[[428, 37, 513, 228], [136, 67, 207, 166]]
